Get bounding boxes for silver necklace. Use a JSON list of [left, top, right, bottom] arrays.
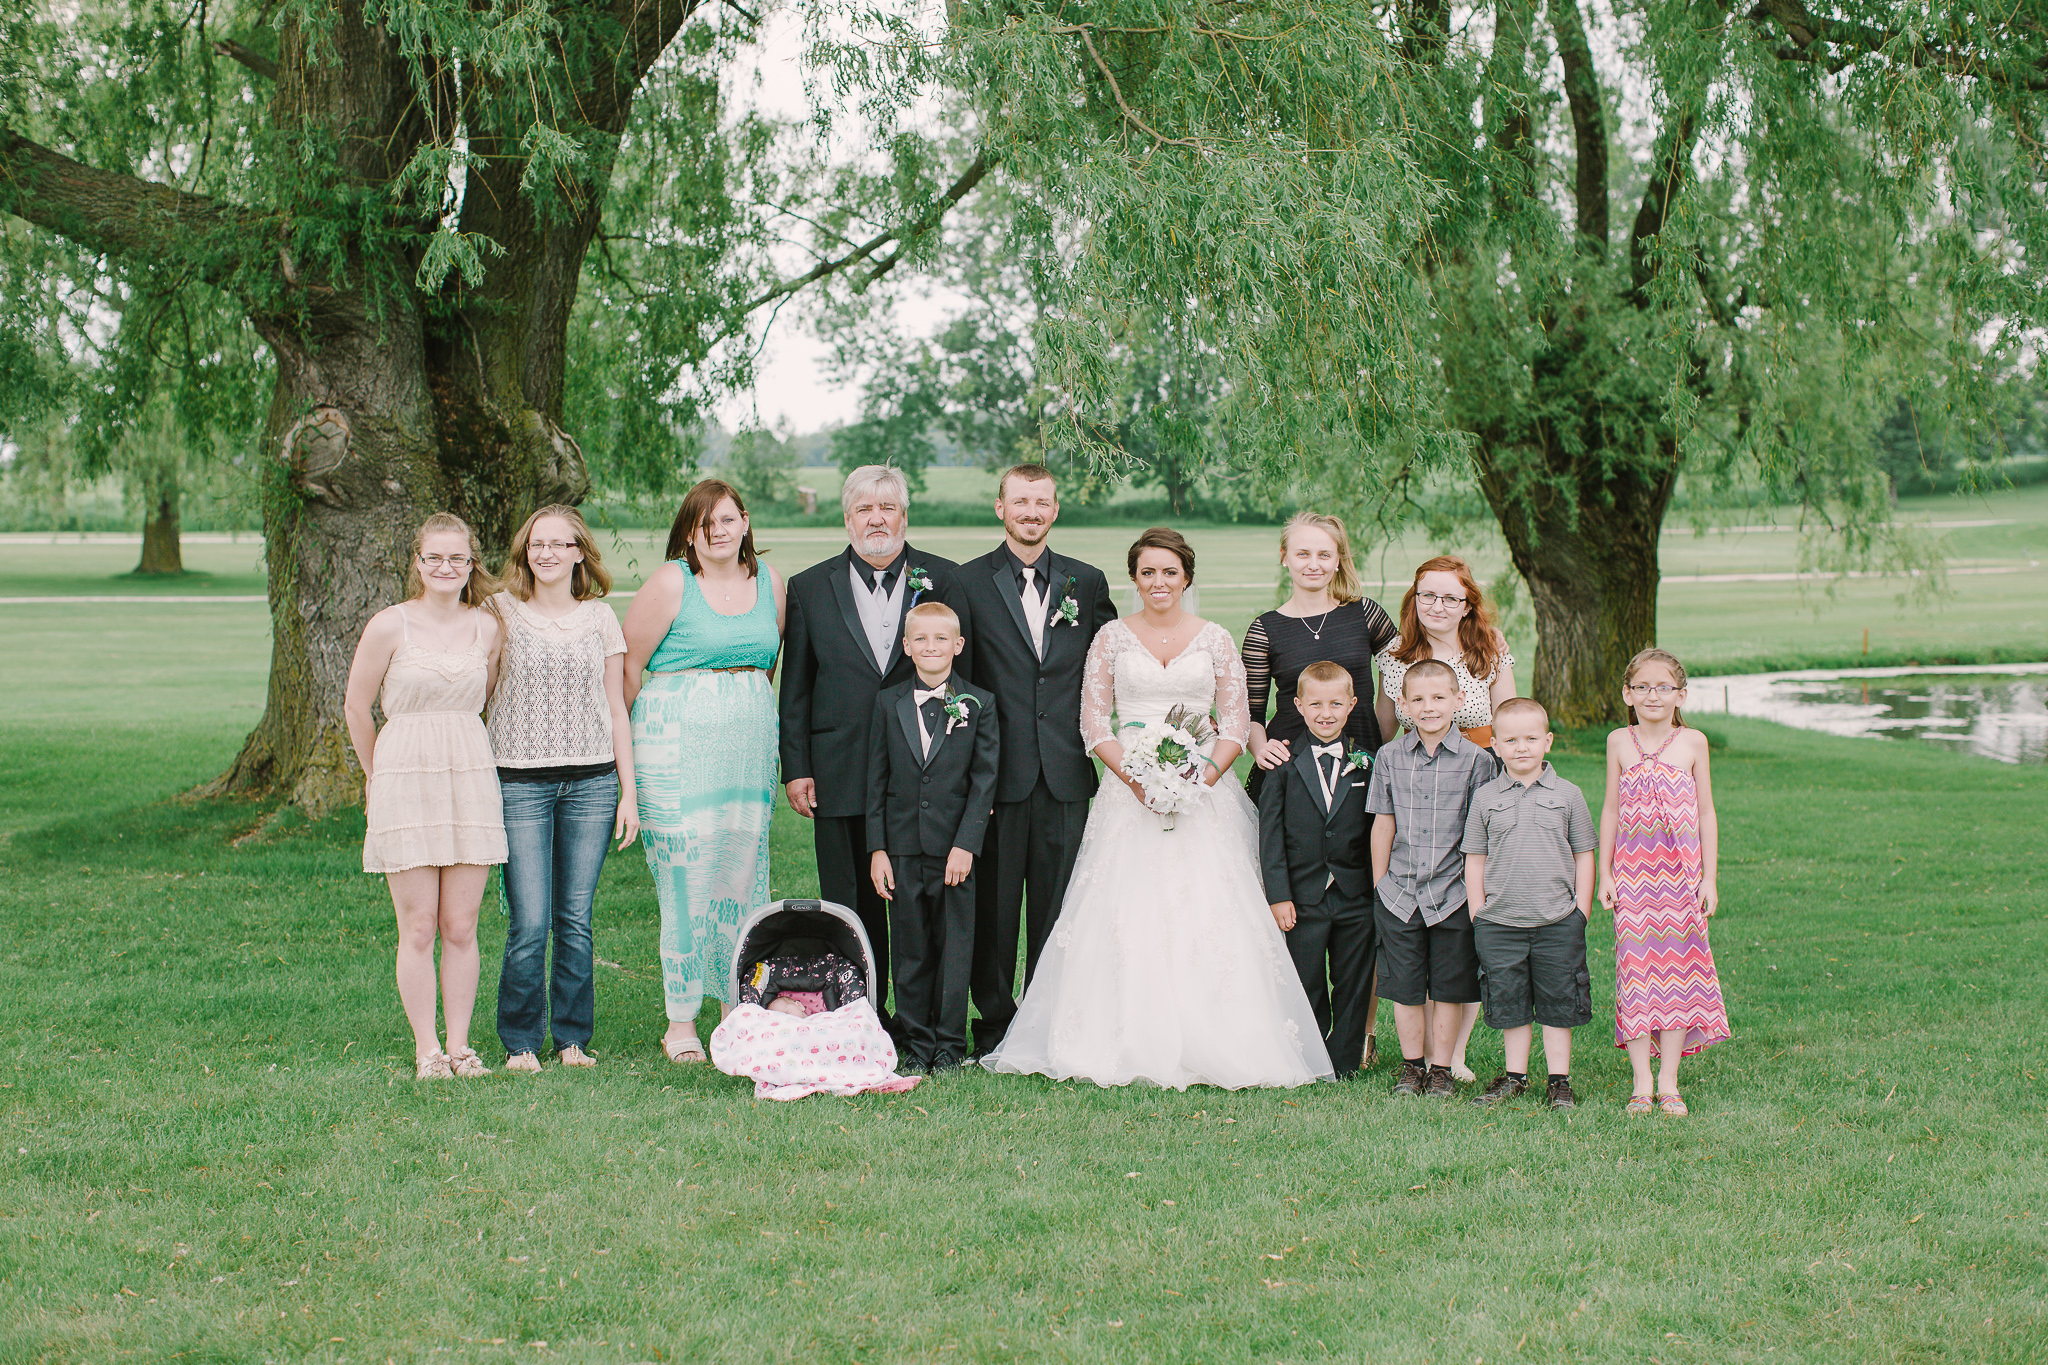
[[1302, 609, 1333, 641]]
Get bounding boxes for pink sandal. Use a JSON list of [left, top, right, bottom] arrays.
[[1656, 1091, 1688, 1116], [1624, 1093, 1654, 1115]]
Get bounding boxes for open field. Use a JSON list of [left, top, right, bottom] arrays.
[[2, 534, 2046, 1360], [3, 482, 2043, 675]]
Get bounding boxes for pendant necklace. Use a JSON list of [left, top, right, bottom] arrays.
[[1302, 608, 1334, 642]]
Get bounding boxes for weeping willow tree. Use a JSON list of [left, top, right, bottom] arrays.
[[823, 0, 2048, 725], [0, 0, 1437, 811]]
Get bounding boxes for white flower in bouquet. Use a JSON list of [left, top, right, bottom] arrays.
[[1119, 704, 1219, 830]]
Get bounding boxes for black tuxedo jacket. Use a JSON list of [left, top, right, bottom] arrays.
[[1257, 746, 1372, 908], [778, 545, 973, 819], [865, 677, 1001, 858], [957, 545, 1117, 805]]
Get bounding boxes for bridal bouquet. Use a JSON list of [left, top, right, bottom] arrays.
[[1120, 705, 1218, 830]]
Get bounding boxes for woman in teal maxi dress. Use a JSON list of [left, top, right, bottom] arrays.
[[623, 480, 785, 1062]]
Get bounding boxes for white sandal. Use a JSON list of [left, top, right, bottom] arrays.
[[447, 1047, 492, 1078], [415, 1051, 454, 1080], [662, 1030, 705, 1065]]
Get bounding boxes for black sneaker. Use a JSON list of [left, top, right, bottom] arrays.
[[1423, 1065, 1456, 1099], [1391, 1060, 1428, 1097], [927, 1055, 963, 1075], [1546, 1076, 1578, 1110], [1470, 1074, 1528, 1106]]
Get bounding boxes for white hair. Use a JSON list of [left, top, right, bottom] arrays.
[[840, 465, 911, 521]]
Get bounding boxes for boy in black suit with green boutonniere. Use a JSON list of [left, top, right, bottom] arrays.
[[867, 601, 1000, 1072], [1257, 661, 1378, 1076]]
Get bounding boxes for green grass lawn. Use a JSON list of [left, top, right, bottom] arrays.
[[2, 573, 2046, 1360]]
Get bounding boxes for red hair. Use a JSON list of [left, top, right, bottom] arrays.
[[1392, 555, 1502, 678]]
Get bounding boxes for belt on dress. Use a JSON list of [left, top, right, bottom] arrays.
[[1461, 725, 1495, 747], [649, 665, 762, 675]]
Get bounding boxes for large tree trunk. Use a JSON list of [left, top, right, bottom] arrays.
[[1474, 434, 1676, 729], [134, 467, 183, 575]]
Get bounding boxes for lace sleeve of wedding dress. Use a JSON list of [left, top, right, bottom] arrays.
[[1079, 619, 1123, 750], [1205, 621, 1252, 745]]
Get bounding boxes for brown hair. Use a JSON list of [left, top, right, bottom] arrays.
[[1296, 660, 1356, 697], [1393, 555, 1502, 678], [1400, 657, 1458, 697], [665, 479, 759, 577], [403, 512, 498, 608], [1623, 647, 1689, 726], [1280, 512, 1364, 605], [998, 462, 1060, 500], [503, 504, 612, 601], [904, 600, 961, 633], [1492, 696, 1549, 730], [1126, 526, 1196, 583]]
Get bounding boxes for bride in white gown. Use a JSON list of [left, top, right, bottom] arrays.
[[983, 529, 1334, 1090]]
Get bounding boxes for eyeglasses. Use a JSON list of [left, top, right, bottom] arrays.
[[1625, 683, 1681, 698], [1415, 592, 1467, 609], [528, 540, 578, 554], [419, 554, 473, 569]]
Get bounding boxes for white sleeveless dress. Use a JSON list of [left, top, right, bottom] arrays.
[[982, 620, 1334, 1090]]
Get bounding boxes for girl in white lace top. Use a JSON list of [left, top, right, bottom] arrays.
[[485, 505, 637, 1074]]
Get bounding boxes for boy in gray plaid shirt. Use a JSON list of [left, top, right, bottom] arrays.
[[1461, 697, 1597, 1110], [1367, 659, 1495, 1099]]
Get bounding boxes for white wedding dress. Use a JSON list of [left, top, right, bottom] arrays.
[[982, 619, 1335, 1090]]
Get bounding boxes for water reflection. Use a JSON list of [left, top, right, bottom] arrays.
[[1690, 665, 2048, 764]]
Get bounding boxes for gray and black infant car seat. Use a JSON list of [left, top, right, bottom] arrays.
[[727, 899, 879, 1013]]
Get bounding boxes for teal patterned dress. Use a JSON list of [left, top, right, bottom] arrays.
[[633, 564, 781, 1020]]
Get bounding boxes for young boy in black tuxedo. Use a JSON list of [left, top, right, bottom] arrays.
[[866, 602, 1000, 1072], [1257, 661, 1377, 1077]]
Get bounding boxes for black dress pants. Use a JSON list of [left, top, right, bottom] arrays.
[[888, 853, 977, 1066], [970, 776, 1089, 1053], [813, 814, 889, 1012], [1284, 887, 1378, 1076]]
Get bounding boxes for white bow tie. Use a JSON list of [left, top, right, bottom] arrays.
[[915, 687, 948, 704], [1312, 742, 1345, 760]]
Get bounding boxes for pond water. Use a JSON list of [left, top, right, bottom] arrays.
[[1689, 664, 2048, 764]]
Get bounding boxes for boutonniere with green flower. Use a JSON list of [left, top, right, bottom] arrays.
[[1051, 575, 1080, 627], [941, 690, 974, 734], [905, 565, 934, 605], [1344, 747, 1371, 775]]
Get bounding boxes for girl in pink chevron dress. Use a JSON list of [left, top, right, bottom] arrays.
[[1598, 648, 1729, 1116]]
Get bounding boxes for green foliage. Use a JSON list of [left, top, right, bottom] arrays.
[[724, 425, 803, 508]]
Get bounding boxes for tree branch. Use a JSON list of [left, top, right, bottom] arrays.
[[1551, 0, 1609, 257], [1628, 110, 1699, 305], [1752, 0, 2048, 91], [211, 38, 278, 81], [736, 150, 996, 315], [1070, 26, 1204, 150], [0, 128, 250, 284]]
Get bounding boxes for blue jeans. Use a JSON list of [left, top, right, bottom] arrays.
[[496, 773, 617, 1055]]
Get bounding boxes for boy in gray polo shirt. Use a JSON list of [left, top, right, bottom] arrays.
[[1462, 696, 1597, 1110]]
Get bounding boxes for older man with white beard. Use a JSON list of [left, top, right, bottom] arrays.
[[778, 465, 973, 1012]]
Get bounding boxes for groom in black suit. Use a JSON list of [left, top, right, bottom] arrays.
[[957, 463, 1117, 1055], [779, 465, 973, 990]]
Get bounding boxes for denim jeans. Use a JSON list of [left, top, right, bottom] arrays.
[[497, 772, 617, 1055]]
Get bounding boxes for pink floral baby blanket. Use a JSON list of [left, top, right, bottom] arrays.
[[709, 998, 921, 1100]]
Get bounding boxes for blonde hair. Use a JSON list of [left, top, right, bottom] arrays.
[[1296, 660, 1356, 697], [403, 513, 498, 609], [1401, 657, 1458, 697], [1280, 512, 1364, 604], [1623, 647, 1689, 726], [904, 600, 960, 633], [1493, 696, 1548, 730], [503, 504, 612, 601]]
